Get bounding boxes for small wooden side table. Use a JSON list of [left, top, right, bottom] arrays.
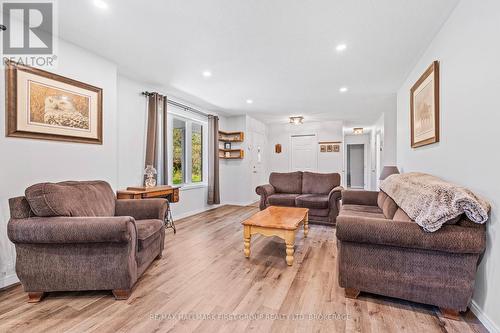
[[117, 185, 180, 233]]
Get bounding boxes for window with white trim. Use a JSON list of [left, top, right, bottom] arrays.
[[168, 106, 207, 187]]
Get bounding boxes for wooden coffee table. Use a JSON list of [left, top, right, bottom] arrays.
[[242, 206, 309, 266]]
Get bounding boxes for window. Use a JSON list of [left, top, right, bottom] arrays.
[[191, 123, 203, 182], [172, 118, 186, 185], [170, 113, 206, 186]]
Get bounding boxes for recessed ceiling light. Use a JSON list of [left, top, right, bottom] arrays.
[[339, 87, 348, 93], [336, 43, 347, 52], [93, 0, 109, 9], [202, 70, 212, 78], [246, 99, 253, 104]]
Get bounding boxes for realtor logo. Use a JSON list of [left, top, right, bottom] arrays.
[[1, 1, 57, 67]]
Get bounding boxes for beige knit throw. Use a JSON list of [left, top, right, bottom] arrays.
[[380, 172, 490, 232]]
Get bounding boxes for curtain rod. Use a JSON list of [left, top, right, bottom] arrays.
[[142, 91, 209, 117]]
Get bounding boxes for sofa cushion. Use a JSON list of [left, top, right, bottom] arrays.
[[393, 208, 412, 222], [268, 194, 300, 207], [302, 172, 340, 195], [340, 204, 386, 219], [269, 172, 302, 194], [25, 181, 115, 217], [307, 208, 330, 217], [377, 191, 388, 209], [136, 219, 164, 251], [382, 195, 398, 219], [295, 194, 329, 209]]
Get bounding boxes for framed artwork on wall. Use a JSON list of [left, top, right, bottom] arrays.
[[327, 144, 333, 152], [5, 60, 103, 144], [333, 144, 340, 152], [410, 61, 439, 148], [320, 145, 326, 153]]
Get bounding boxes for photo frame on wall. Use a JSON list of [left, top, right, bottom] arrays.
[[327, 144, 333, 152], [320, 145, 326, 153], [5, 60, 103, 144], [410, 61, 439, 148]]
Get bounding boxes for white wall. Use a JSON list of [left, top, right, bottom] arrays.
[[0, 40, 118, 287], [267, 121, 344, 177], [396, 1, 500, 331]]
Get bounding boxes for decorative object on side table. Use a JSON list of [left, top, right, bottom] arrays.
[[144, 165, 157, 188], [379, 166, 400, 180], [5, 60, 103, 144], [410, 61, 439, 148]]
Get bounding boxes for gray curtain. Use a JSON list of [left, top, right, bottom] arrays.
[[145, 93, 168, 185], [207, 115, 220, 204]]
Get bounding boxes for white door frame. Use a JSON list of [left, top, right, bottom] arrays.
[[289, 134, 318, 172], [346, 143, 368, 189]]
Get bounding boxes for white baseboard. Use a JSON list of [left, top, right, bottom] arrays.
[[172, 205, 222, 220], [470, 300, 499, 333], [223, 201, 257, 207], [0, 273, 19, 289]]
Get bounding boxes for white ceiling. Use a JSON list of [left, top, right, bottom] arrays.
[[58, 0, 458, 124]]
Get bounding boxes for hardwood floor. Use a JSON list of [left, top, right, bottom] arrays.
[[0, 205, 487, 333]]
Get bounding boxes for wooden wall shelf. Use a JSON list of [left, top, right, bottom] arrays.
[[219, 149, 244, 159], [219, 131, 244, 142]]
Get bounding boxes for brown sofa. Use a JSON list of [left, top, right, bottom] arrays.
[[256, 171, 343, 225], [7, 180, 166, 302], [336, 190, 486, 319]]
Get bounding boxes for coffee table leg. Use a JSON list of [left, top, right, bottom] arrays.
[[244, 225, 251, 258], [304, 212, 309, 238], [285, 231, 295, 266]]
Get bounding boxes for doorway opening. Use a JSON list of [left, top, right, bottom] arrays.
[[346, 144, 365, 189]]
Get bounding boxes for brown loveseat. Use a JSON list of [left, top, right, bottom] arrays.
[[336, 190, 486, 319], [256, 171, 343, 225], [7, 180, 166, 302]]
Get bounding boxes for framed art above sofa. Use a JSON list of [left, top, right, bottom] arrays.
[[410, 61, 439, 148], [5, 60, 103, 144]]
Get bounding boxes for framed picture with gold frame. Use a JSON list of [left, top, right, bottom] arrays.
[[5, 60, 103, 144], [410, 61, 439, 148]]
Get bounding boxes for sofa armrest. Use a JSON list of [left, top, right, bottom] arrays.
[[341, 190, 379, 206], [8, 216, 136, 244], [256, 184, 275, 197], [336, 215, 486, 254], [329, 186, 344, 201], [115, 198, 167, 220]]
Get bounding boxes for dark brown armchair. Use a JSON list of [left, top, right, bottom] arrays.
[[8, 180, 166, 302]]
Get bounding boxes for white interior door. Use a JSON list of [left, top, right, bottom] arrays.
[[290, 135, 318, 172], [251, 132, 266, 193]]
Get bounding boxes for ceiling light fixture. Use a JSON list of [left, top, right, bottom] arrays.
[[353, 127, 363, 135], [202, 70, 212, 78], [339, 87, 348, 93], [246, 99, 253, 104], [289, 116, 304, 125], [336, 43, 347, 52], [93, 0, 109, 9]]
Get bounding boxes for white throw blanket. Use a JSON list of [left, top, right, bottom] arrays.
[[380, 172, 490, 232]]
